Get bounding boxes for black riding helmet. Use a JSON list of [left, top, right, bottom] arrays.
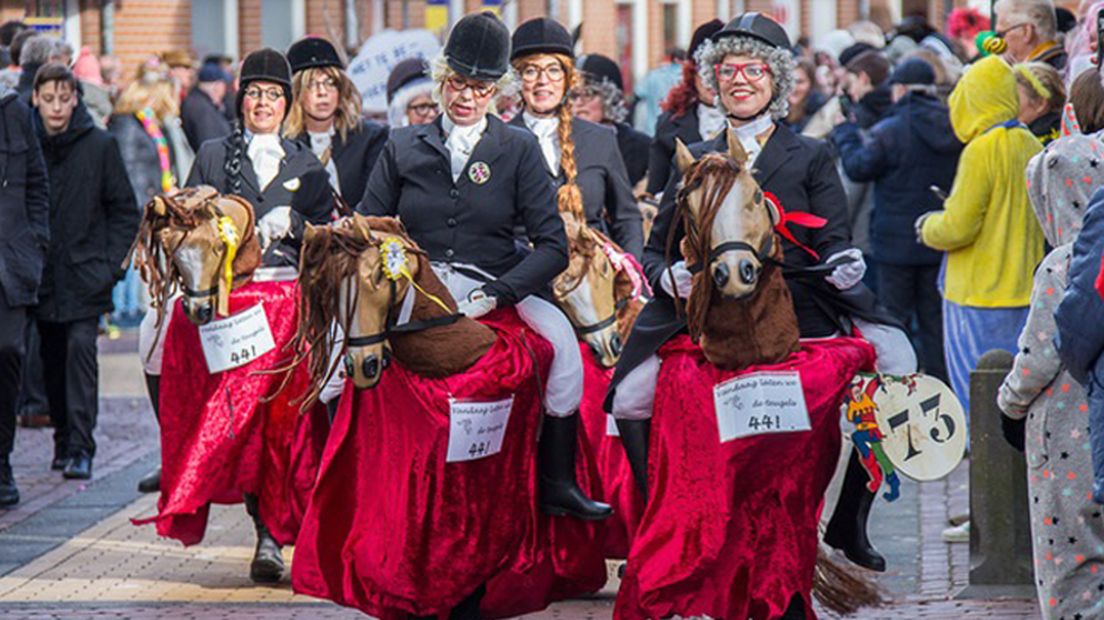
[[511, 17, 573, 60], [235, 48, 293, 119], [287, 36, 344, 74], [444, 11, 511, 81], [699, 12, 796, 121], [711, 12, 791, 50]]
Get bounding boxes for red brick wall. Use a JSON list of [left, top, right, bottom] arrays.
[[112, 0, 192, 81], [306, 0, 346, 44], [239, 0, 262, 60], [580, 0, 616, 58], [384, 0, 426, 29], [79, 0, 100, 55]]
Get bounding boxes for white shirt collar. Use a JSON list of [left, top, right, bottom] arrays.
[[441, 114, 488, 142]]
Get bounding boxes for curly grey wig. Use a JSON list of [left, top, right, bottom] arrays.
[[580, 73, 628, 124], [695, 34, 796, 119]]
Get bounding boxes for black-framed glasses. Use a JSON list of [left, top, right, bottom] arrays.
[[995, 22, 1031, 38], [445, 75, 496, 98], [520, 64, 565, 83], [244, 87, 284, 102]]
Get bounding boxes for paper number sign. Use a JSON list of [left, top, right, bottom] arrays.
[[197, 303, 276, 374], [713, 371, 810, 442], [447, 396, 514, 463]]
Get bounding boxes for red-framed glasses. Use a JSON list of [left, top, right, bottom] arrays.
[[714, 62, 772, 83]]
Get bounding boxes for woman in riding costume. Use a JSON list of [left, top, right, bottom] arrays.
[[508, 17, 643, 260], [284, 36, 389, 207], [607, 12, 897, 581], [358, 12, 611, 522], [186, 48, 331, 267], [181, 47, 330, 584]]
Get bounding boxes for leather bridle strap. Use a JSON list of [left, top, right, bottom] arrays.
[[573, 297, 629, 335]]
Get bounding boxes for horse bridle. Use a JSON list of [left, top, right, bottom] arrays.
[[555, 249, 632, 336], [344, 242, 463, 349], [165, 198, 249, 300]]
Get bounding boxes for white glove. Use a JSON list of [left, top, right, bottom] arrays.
[[914, 211, 937, 244], [660, 260, 693, 299], [457, 290, 497, 319], [824, 248, 866, 290], [256, 206, 292, 251]]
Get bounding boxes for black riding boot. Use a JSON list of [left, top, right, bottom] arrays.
[[780, 593, 806, 619], [137, 373, 161, 494], [823, 447, 886, 572], [615, 418, 650, 500], [449, 583, 485, 620], [0, 457, 18, 507], [539, 413, 612, 520], [243, 492, 285, 582]]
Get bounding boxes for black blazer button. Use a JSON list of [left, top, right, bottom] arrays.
[[449, 188, 460, 199], [445, 248, 455, 258], [447, 217, 457, 227]]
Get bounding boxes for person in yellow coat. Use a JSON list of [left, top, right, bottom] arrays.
[[916, 54, 1044, 415]]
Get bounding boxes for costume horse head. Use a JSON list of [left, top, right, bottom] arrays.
[[295, 214, 496, 396], [133, 185, 261, 326], [671, 129, 803, 370], [553, 211, 648, 368]]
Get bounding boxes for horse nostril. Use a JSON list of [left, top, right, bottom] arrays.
[[713, 263, 730, 288], [195, 305, 212, 323], [362, 355, 379, 379], [344, 356, 355, 377], [610, 333, 622, 357], [381, 347, 392, 368], [738, 259, 757, 284]]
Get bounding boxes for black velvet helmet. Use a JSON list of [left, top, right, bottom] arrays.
[[444, 11, 510, 80], [287, 36, 344, 73], [387, 57, 430, 103], [712, 12, 791, 50], [510, 17, 573, 60], [577, 53, 623, 92], [235, 48, 292, 118], [689, 19, 724, 59]]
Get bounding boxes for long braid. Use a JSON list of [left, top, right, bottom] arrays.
[[551, 53, 585, 226], [223, 120, 245, 195]]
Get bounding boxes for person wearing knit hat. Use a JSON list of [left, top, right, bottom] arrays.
[[180, 61, 232, 152], [647, 18, 726, 196], [160, 50, 196, 103], [509, 16, 642, 260], [573, 53, 650, 186], [609, 13, 914, 603], [386, 56, 438, 127], [284, 36, 388, 207]]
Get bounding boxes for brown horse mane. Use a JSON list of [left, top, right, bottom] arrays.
[[132, 186, 261, 327], [287, 216, 496, 409], [671, 152, 799, 370]]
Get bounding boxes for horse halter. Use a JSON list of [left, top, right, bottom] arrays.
[[166, 197, 245, 316]]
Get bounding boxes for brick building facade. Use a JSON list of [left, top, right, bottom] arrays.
[[0, 0, 1081, 87]]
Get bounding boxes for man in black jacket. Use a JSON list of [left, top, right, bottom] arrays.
[[31, 63, 138, 480], [0, 82, 49, 506], [181, 62, 232, 152]]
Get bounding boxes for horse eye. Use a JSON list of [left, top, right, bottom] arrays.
[[754, 189, 763, 203]]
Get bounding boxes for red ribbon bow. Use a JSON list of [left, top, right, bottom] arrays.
[[763, 190, 826, 260]]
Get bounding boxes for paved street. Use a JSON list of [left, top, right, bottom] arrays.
[[0, 331, 1041, 619]]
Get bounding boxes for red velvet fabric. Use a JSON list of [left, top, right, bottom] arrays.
[[576, 344, 644, 559], [132, 281, 327, 546], [291, 310, 557, 618], [615, 335, 875, 620], [481, 344, 612, 617]]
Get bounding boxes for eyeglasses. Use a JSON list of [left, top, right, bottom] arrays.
[[307, 78, 338, 92], [244, 87, 284, 102], [995, 22, 1031, 38], [520, 64, 565, 83], [714, 62, 772, 83], [568, 88, 599, 101], [407, 102, 438, 117], [445, 75, 496, 98]]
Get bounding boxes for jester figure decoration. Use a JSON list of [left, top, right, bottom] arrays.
[[844, 375, 902, 502]]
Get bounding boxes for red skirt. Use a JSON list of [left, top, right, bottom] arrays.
[[615, 335, 875, 620], [132, 280, 327, 546], [291, 310, 557, 618]]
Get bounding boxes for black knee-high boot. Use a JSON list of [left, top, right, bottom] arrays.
[[137, 373, 161, 493], [780, 593, 806, 619], [615, 418, 650, 500], [243, 492, 285, 582], [538, 413, 612, 520], [823, 447, 886, 572]]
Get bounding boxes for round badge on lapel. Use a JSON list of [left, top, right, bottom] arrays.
[[468, 161, 491, 185]]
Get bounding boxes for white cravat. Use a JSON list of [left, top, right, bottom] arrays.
[[522, 111, 561, 174], [308, 130, 341, 191], [697, 103, 727, 141], [728, 113, 774, 165], [246, 132, 285, 190], [442, 114, 488, 183]]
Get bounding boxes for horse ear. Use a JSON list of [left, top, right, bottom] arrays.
[[150, 196, 167, 217], [674, 139, 696, 175], [726, 128, 749, 166], [351, 213, 375, 241], [303, 222, 317, 244]]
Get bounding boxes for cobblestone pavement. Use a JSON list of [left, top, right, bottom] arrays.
[[0, 333, 1041, 618]]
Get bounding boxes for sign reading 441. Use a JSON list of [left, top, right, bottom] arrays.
[[850, 372, 967, 482]]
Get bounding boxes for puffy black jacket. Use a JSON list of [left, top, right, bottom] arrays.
[[830, 92, 962, 266], [33, 102, 138, 322], [0, 88, 49, 308]]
